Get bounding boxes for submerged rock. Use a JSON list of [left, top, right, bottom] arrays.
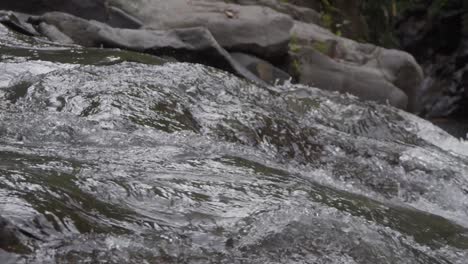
[[0, 23, 467, 263], [0, 217, 16, 251], [0, 217, 29, 255]]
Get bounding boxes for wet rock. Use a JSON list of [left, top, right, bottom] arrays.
[[108, 0, 294, 60], [231, 52, 291, 85], [0, 250, 19, 264], [0, 217, 21, 253], [6, 11, 265, 85], [0, 0, 142, 29], [2, 0, 293, 59], [290, 21, 422, 110], [0, 11, 37, 36], [238, 0, 368, 41], [106, 6, 143, 29], [0, 20, 468, 261], [0, 0, 107, 20], [290, 47, 408, 109], [231, 0, 321, 24], [37, 22, 74, 45]]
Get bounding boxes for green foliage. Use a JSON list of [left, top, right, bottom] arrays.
[[319, 1, 345, 37], [291, 57, 301, 79], [289, 33, 301, 53], [361, 0, 462, 47], [320, 13, 333, 29], [312, 41, 331, 55], [428, 0, 450, 16], [361, 0, 398, 47]]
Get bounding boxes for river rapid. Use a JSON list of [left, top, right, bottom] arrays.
[[0, 24, 468, 263]]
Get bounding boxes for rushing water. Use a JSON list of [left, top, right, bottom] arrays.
[[0, 24, 468, 264]]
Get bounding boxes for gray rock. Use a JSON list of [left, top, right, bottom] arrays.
[[28, 12, 266, 85], [291, 47, 408, 109], [0, 11, 37, 36], [0, 250, 19, 264], [0, 0, 142, 29], [2, 0, 294, 61], [231, 52, 291, 85], [37, 22, 74, 45], [290, 21, 423, 110], [106, 6, 143, 29], [0, 216, 20, 252], [230, 0, 321, 24], [108, 0, 294, 60]]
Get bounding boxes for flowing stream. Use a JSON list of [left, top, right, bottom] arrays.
[[1, 24, 468, 263]]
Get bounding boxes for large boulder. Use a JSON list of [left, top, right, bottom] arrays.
[[1, 0, 294, 60], [108, 0, 294, 60], [291, 47, 408, 109], [290, 21, 423, 110], [3, 11, 266, 85], [0, 0, 107, 19], [236, 0, 368, 41], [0, 0, 142, 28], [230, 0, 321, 24]]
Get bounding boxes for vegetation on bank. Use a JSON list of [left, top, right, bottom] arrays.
[[309, 0, 464, 47]]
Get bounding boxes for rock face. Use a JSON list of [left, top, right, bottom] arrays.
[[231, 0, 321, 24], [0, 0, 106, 19], [0, 0, 142, 28], [250, 0, 368, 40], [108, 0, 294, 60], [1, 0, 294, 60], [111, 0, 293, 58], [2, 11, 265, 85], [290, 21, 423, 110], [0, 0, 425, 112], [1, 19, 468, 262], [291, 47, 408, 109]]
